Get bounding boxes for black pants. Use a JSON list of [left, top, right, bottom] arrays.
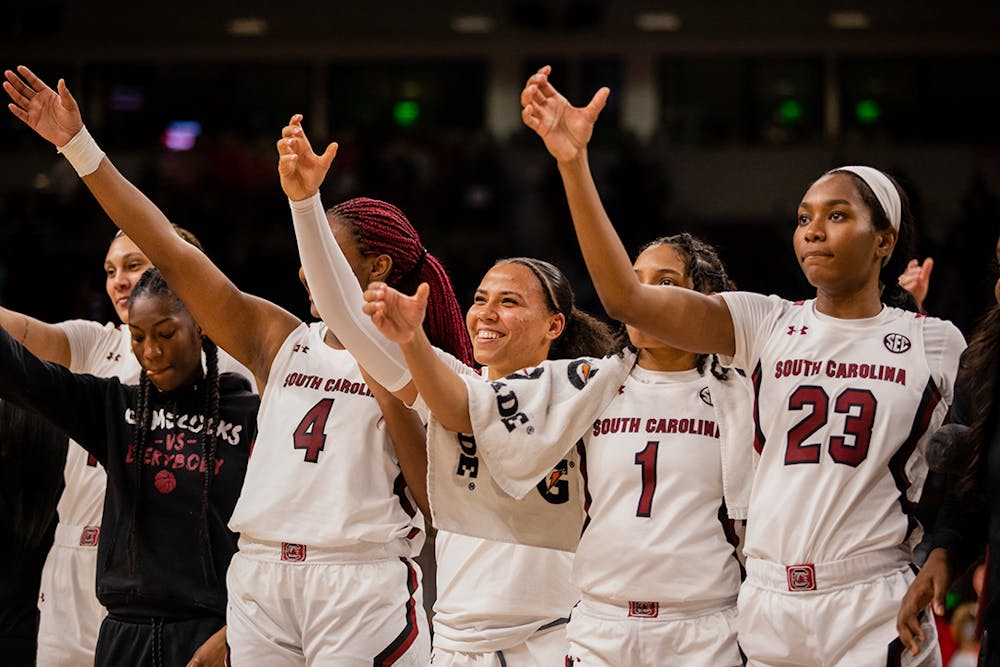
[[95, 613, 225, 667]]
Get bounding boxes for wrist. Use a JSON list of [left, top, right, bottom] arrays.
[[556, 148, 589, 172], [57, 126, 106, 177]]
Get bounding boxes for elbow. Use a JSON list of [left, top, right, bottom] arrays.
[[600, 286, 641, 324]]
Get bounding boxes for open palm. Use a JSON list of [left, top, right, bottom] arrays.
[[276, 114, 338, 202], [362, 282, 429, 345], [3, 66, 82, 147], [520, 65, 608, 163]]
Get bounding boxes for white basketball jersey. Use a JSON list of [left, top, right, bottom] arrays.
[[228, 322, 423, 553], [575, 366, 741, 609], [721, 294, 964, 565]]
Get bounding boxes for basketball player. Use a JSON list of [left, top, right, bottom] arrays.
[[279, 118, 647, 665], [5, 65, 471, 665], [359, 234, 748, 666], [520, 65, 963, 666]]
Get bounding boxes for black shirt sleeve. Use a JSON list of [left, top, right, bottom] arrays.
[[0, 326, 117, 465]]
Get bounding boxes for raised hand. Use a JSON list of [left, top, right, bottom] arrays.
[[898, 257, 933, 312], [362, 281, 429, 345], [520, 65, 609, 163], [3, 66, 82, 147], [276, 114, 338, 202]]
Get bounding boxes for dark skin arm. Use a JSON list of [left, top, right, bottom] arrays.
[[360, 366, 430, 519]]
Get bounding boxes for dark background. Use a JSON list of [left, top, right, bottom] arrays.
[[1, 0, 998, 334]]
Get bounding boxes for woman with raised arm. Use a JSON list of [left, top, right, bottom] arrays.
[[5, 65, 471, 665], [519, 65, 965, 666], [282, 119, 747, 665], [357, 234, 749, 666], [0, 267, 259, 667], [283, 115, 615, 666]]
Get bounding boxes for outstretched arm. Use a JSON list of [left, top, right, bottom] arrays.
[[898, 257, 933, 313], [522, 66, 736, 356], [277, 115, 415, 398], [363, 282, 472, 433], [0, 309, 70, 368], [4, 66, 298, 388]]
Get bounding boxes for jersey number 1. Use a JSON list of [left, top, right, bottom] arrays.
[[293, 398, 335, 463], [634, 441, 659, 517]]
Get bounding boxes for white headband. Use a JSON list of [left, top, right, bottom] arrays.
[[830, 165, 901, 231]]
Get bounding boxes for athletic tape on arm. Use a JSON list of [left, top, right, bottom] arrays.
[[289, 193, 412, 392]]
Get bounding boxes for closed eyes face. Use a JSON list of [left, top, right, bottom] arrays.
[[104, 235, 153, 324], [627, 243, 693, 350], [466, 262, 564, 379], [128, 293, 203, 392]]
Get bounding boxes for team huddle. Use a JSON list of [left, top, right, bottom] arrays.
[[1, 63, 967, 666]]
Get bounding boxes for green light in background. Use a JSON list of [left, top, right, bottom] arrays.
[[393, 100, 420, 127], [779, 99, 803, 123], [856, 99, 881, 124]]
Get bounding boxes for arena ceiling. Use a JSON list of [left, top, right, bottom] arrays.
[[2, 0, 998, 60]]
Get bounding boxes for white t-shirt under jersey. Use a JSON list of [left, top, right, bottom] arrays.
[[228, 322, 424, 554], [575, 365, 741, 611], [720, 294, 965, 565]]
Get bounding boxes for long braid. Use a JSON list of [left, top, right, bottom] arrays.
[[329, 197, 474, 367], [198, 338, 221, 584], [128, 371, 152, 577], [638, 233, 737, 380]]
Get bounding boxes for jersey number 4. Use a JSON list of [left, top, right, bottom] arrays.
[[293, 398, 335, 463], [785, 386, 877, 467]]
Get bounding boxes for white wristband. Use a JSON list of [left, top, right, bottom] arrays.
[[56, 126, 106, 177]]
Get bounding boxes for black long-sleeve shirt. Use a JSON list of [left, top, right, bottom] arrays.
[[0, 327, 259, 618], [928, 362, 999, 665]]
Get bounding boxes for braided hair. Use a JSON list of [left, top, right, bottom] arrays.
[[126, 268, 222, 584], [823, 169, 918, 312], [496, 257, 617, 360], [328, 197, 474, 367], [635, 233, 737, 380]]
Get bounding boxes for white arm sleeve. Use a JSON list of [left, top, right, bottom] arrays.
[[290, 193, 412, 392]]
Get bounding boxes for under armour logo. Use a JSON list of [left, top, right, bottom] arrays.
[[292, 344, 310, 354], [786, 326, 809, 336], [106, 352, 121, 361]]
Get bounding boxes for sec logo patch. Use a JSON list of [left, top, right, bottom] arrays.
[[883, 333, 911, 353]]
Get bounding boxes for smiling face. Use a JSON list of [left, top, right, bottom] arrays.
[[794, 172, 895, 297], [466, 262, 565, 378], [105, 235, 154, 324], [626, 243, 694, 350], [128, 293, 204, 392]]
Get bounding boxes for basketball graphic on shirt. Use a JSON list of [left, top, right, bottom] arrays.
[[154, 470, 177, 494]]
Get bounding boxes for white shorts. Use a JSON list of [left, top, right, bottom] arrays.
[[565, 596, 741, 667], [738, 551, 941, 667], [226, 538, 430, 666], [429, 622, 567, 666], [36, 523, 106, 667]]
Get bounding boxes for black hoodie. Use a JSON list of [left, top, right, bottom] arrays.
[[0, 326, 258, 618]]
